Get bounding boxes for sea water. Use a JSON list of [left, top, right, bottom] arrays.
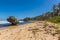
[[0, 21, 25, 28]]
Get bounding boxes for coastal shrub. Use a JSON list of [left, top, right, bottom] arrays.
[[56, 30, 60, 34], [46, 16, 60, 23], [7, 16, 19, 25], [23, 17, 32, 21]]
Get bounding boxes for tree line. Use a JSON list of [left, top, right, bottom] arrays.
[[7, 3, 60, 25], [23, 3, 60, 21]]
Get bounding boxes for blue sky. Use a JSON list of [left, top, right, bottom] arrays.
[[0, 0, 60, 20]]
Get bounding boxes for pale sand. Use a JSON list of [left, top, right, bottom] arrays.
[[0, 21, 59, 40]]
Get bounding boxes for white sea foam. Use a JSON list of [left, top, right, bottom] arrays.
[[0, 21, 24, 24]]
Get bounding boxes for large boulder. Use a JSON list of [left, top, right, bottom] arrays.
[[7, 16, 19, 25]]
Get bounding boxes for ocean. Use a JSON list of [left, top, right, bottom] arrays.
[[0, 21, 25, 28], [0, 21, 24, 24]]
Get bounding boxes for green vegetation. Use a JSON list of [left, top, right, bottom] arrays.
[[46, 16, 60, 23], [56, 30, 60, 34], [23, 17, 32, 21], [7, 16, 19, 25], [23, 3, 60, 23]]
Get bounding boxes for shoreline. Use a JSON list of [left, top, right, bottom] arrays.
[[0, 21, 59, 40]]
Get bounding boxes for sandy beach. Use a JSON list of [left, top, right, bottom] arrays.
[[0, 21, 59, 40]]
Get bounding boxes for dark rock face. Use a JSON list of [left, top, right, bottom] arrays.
[[7, 16, 19, 25]]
